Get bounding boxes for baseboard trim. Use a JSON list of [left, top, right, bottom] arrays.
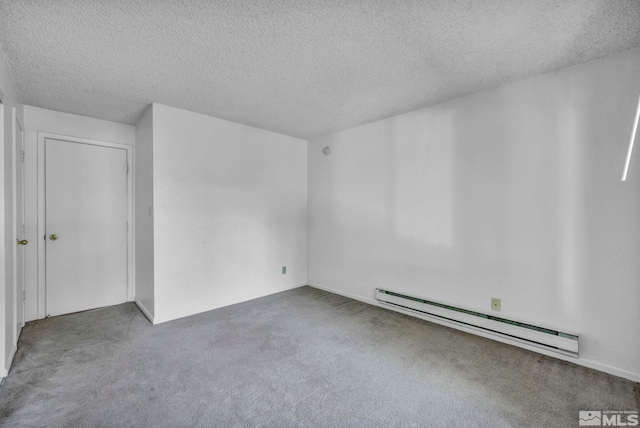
[[1, 345, 18, 379], [134, 299, 154, 324], [153, 283, 308, 325], [308, 283, 378, 305], [306, 283, 640, 383]]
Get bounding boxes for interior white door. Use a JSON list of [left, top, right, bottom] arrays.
[[45, 138, 128, 317], [15, 117, 25, 337]]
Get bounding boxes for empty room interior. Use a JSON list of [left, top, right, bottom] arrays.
[[1, 1, 640, 426]]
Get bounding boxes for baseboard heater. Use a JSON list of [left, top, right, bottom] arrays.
[[376, 289, 579, 357]]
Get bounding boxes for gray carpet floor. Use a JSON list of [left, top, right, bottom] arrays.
[[0, 286, 638, 427]]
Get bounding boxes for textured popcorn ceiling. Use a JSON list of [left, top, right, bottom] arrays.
[[0, 1, 639, 139]]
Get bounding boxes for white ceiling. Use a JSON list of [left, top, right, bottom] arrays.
[[0, 1, 639, 139]]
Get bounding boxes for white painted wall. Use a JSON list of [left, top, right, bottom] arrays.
[[149, 104, 307, 323], [134, 106, 154, 320], [23, 106, 135, 321], [0, 42, 24, 377], [308, 47, 640, 381]]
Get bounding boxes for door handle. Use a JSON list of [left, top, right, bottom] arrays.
[[49, 234, 58, 241], [17, 239, 28, 245]]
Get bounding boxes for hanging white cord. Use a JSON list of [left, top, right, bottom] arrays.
[[621, 91, 640, 181]]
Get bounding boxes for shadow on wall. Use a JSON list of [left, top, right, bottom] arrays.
[[310, 58, 640, 336]]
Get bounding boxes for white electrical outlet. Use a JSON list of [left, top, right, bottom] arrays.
[[491, 298, 501, 312]]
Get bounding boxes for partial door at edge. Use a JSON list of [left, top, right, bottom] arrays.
[[15, 114, 25, 338], [45, 138, 128, 317]]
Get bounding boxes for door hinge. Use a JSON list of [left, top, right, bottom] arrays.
[[22, 224, 26, 235], [21, 151, 25, 162], [126, 164, 130, 174], [22, 290, 25, 301]]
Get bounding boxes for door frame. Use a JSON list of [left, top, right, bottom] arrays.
[[37, 132, 134, 319], [13, 111, 25, 337]]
